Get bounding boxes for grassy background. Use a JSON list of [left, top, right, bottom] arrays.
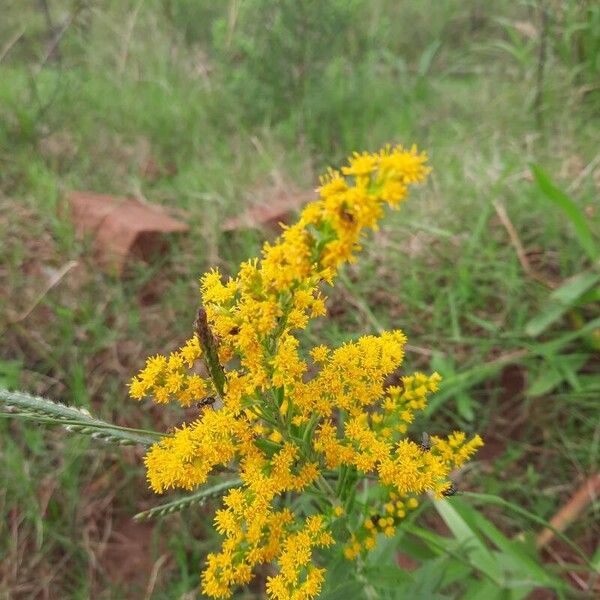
[[1, 0, 599, 598]]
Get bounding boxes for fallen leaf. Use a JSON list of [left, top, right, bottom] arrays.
[[69, 191, 189, 275], [222, 192, 311, 233], [536, 472, 600, 549]]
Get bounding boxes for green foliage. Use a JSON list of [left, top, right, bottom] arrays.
[[525, 271, 600, 338], [530, 164, 599, 263], [553, 0, 600, 87], [318, 495, 587, 599], [212, 0, 369, 125], [209, 0, 421, 157]]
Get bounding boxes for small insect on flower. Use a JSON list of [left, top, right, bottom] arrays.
[[370, 513, 382, 525], [442, 482, 459, 497], [196, 396, 217, 411], [340, 209, 354, 223], [419, 432, 431, 452]]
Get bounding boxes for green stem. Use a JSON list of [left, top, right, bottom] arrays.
[[336, 464, 349, 497], [317, 475, 337, 501]]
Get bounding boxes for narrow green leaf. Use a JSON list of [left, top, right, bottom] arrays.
[[530, 164, 599, 261], [450, 499, 566, 590], [396, 535, 437, 562], [525, 271, 600, 337], [402, 523, 460, 555], [530, 315, 600, 355], [434, 499, 501, 584], [417, 39, 441, 77], [528, 353, 590, 397], [456, 392, 475, 422], [464, 493, 596, 571], [320, 581, 365, 600], [363, 564, 413, 590]]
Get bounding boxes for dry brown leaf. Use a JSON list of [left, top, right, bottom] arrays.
[[537, 472, 600, 549], [222, 192, 312, 233], [68, 191, 189, 275]]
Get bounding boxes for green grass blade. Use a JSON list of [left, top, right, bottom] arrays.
[[525, 271, 600, 337], [464, 493, 596, 571], [529, 315, 600, 355], [530, 164, 599, 261], [0, 387, 162, 446], [433, 499, 502, 584], [134, 478, 242, 521], [449, 498, 567, 590]]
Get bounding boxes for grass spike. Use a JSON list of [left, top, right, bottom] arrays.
[[0, 388, 162, 447], [134, 479, 242, 521]]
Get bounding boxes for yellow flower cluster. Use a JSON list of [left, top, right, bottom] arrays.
[[129, 337, 208, 406], [344, 494, 420, 560], [130, 146, 483, 599]]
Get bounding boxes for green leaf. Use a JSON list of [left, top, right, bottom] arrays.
[[450, 498, 566, 590], [417, 39, 442, 77], [0, 360, 21, 389], [133, 478, 241, 521], [464, 493, 596, 571], [525, 271, 600, 337], [456, 391, 475, 422], [400, 556, 455, 599], [396, 535, 437, 562], [402, 523, 459, 556], [0, 387, 162, 446], [330, 517, 351, 544], [530, 315, 600, 356], [320, 581, 365, 600], [528, 353, 590, 397], [530, 164, 599, 261], [460, 579, 506, 600], [363, 564, 413, 590], [437, 560, 472, 588], [434, 499, 501, 584], [426, 353, 524, 417]]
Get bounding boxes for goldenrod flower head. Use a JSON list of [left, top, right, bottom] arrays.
[[129, 146, 482, 599]]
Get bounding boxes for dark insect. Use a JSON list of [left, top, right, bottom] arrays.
[[442, 483, 458, 497], [419, 432, 431, 452], [197, 396, 217, 410], [341, 209, 354, 223], [370, 513, 382, 525], [229, 326, 240, 336]]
